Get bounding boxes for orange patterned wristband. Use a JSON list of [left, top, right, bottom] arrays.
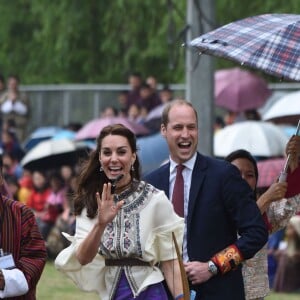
[[211, 244, 243, 275]]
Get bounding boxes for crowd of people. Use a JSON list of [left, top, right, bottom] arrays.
[[100, 73, 175, 133], [55, 100, 300, 300], [0, 70, 299, 299], [0, 72, 178, 255]]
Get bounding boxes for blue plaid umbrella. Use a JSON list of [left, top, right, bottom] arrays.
[[190, 14, 300, 81]]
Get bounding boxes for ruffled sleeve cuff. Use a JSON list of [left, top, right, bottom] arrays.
[[54, 209, 105, 294], [145, 219, 184, 262]]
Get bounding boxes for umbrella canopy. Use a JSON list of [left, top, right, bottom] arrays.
[[143, 103, 167, 133], [22, 126, 63, 151], [258, 91, 287, 117], [137, 133, 169, 175], [257, 158, 300, 197], [75, 117, 149, 140], [257, 158, 285, 188], [215, 68, 271, 112], [52, 129, 76, 140], [20, 138, 90, 171], [214, 121, 288, 158], [190, 14, 300, 81], [262, 91, 300, 124], [145, 103, 166, 122], [278, 125, 298, 138]]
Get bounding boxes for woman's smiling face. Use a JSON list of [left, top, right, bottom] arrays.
[[231, 158, 257, 191], [99, 134, 136, 187]]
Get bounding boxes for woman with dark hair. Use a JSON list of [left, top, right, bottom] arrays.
[[55, 124, 184, 300], [225, 135, 300, 300]]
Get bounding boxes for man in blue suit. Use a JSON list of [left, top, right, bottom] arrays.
[[145, 100, 268, 300]]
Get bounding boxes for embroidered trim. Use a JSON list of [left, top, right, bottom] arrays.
[[99, 181, 159, 296], [211, 244, 243, 274], [99, 181, 155, 256]]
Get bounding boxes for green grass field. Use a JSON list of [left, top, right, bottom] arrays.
[[37, 261, 98, 300], [37, 261, 300, 299]]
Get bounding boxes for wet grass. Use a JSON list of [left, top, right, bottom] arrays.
[[37, 261, 299, 300]]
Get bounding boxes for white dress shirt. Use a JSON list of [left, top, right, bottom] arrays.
[[169, 153, 197, 262]]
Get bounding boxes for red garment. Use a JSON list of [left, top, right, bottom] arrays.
[[262, 212, 272, 232], [26, 189, 51, 212], [19, 176, 33, 189], [41, 188, 66, 223], [286, 163, 300, 198], [0, 194, 47, 299]]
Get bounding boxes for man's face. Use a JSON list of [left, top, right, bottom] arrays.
[[161, 104, 198, 164]]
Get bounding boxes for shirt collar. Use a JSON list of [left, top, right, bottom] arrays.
[[169, 152, 197, 174]]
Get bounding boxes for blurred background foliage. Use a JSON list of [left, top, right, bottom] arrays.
[[0, 0, 300, 84]]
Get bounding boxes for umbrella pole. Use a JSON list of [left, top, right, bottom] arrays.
[[278, 119, 300, 182]]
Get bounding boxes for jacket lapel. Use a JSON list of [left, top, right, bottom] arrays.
[[159, 163, 171, 198], [187, 153, 207, 231]]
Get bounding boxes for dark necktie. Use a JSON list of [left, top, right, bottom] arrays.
[[172, 164, 185, 217]]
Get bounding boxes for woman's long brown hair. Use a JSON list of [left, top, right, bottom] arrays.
[[73, 124, 141, 218]]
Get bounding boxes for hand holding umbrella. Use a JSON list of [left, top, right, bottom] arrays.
[[278, 120, 300, 182]]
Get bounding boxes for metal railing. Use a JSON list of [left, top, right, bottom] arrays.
[[19, 82, 299, 138]]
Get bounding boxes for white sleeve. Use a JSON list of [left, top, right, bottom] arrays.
[[0, 268, 29, 298], [55, 210, 106, 294], [1, 101, 13, 113], [13, 101, 28, 115]]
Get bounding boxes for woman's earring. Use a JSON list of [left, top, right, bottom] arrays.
[[131, 164, 135, 171], [100, 166, 103, 172]]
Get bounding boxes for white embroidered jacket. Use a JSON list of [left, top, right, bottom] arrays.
[[55, 181, 184, 300]]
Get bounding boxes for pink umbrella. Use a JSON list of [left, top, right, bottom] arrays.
[[75, 117, 149, 140], [215, 67, 271, 113], [257, 158, 285, 188], [257, 158, 300, 198]]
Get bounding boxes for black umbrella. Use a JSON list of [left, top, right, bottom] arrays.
[[20, 139, 92, 171]]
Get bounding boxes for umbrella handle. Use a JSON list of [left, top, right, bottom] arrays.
[[279, 119, 300, 181], [296, 120, 300, 137], [278, 171, 287, 183]]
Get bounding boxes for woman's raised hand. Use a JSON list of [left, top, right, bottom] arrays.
[[96, 182, 124, 226]]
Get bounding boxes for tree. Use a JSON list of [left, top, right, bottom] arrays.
[[0, 1, 299, 84], [0, 1, 186, 84]]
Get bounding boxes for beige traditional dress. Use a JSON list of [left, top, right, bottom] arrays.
[[242, 193, 300, 300], [55, 180, 184, 300]]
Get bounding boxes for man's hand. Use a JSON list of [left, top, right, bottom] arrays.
[[184, 261, 213, 285]]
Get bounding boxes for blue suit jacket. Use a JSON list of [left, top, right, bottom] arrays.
[[145, 153, 268, 300]]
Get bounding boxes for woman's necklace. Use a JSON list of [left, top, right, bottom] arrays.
[[114, 181, 132, 195]]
